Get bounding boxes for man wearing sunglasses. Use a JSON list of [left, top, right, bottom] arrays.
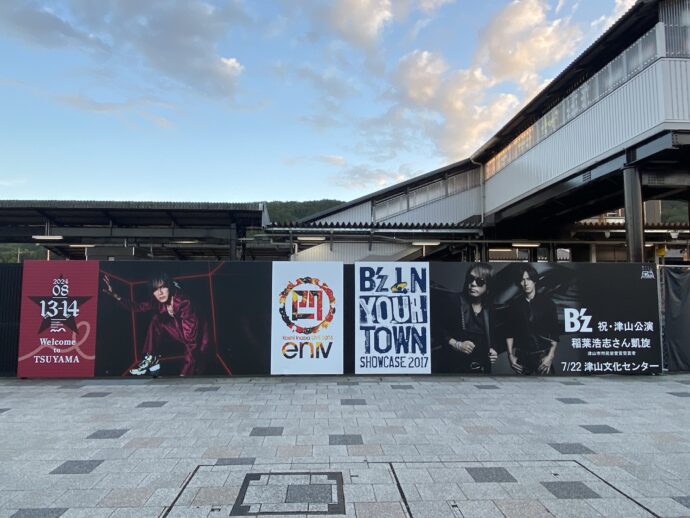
[[505, 265, 559, 375], [444, 263, 498, 374]]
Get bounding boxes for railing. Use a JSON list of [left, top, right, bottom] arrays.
[[485, 25, 661, 179], [373, 169, 480, 221]]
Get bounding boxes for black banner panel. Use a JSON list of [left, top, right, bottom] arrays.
[[663, 267, 690, 372], [430, 263, 661, 375], [96, 261, 272, 377], [0, 264, 22, 377]]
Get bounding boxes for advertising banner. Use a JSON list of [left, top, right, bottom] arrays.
[[17, 260, 100, 377], [431, 262, 661, 375], [271, 262, 343, 375], [95, 261, 272, 377], [355, 262, 430, 374]]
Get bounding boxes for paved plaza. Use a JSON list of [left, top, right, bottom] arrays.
[[1, 374, 690, 518]]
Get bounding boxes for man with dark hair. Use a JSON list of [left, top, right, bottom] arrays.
[[103, 273, 210, 376], [443, 263, 498, 373], [505, 265, 559, 375]]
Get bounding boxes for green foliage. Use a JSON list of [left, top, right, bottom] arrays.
[[0, 244, 45, 263], [661, 200, 689, 224], [266, 199, 343, 223]]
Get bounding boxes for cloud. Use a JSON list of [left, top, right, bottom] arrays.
[[55, 93, 174, 128], [0, 177, 27, 187], [381, 0, 583, 161], [297, 64, 358, 100], [591, 0, 636, 32], [334, 163, 418, 189], [474, 0, 582, 92], [56, 94, 132, 113], [327, 0, 394, 49], [0, 2, 107, 51], [0, 1, 250, 100], [394, 50, 447, 104], [284, 155, 348, 166], [319, 155, 348, 166], [293, 0, 453, 52]]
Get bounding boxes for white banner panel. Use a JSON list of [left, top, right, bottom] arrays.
[[271, 262, 343, 375], [355, 262, 431, 374]]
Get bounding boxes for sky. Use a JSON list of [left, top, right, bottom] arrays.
[[0, 0, 636, 203]]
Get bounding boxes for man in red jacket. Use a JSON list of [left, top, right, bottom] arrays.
[[103, 272, 210, 376]]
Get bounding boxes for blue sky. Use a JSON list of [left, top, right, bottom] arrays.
[[0, 0, 633, 202]]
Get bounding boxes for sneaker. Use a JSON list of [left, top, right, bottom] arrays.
[[129, 354, 161, 375]]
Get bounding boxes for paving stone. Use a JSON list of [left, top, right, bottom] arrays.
[[673, 496, 690, 508], [354, 501, 406, 518], [52, 489, 111, 508], [195, 387, 220, 392], [474, 385, 499, 390], [449, 500, 504, 518], [337, 382, 358, 386], [667, 392, 690, 397], [407, 500, 456, 517], [215, 457, 255, 466], [466, 467, 516, 483], [329, 434, 363, 446], [50, 460, 103, 474], [136, 401, 166, 408], [285, 484, 332, 503], [390, 385, 414, 390], [191, 486, 239, 505], [541, 481, 601, 499], [341, 399, 367, 405], [556, 398, 587, 404], [580, 424, 621, 434], [10, 510, 68, 518], [99, 488, 154, 507], [81, 392, 109, 398], [548, 443, 595, 454], [249, 427, 283, 437], [87, 429, 129, 439], [495, 499, 554, 518], [560, 381, 584, 385]]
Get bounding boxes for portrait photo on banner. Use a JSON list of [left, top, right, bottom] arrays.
[[430, 262, 661, 376]]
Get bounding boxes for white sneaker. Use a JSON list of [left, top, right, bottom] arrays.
[[129, 354, 160, 375]]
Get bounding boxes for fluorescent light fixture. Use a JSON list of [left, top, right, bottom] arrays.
[[512, 242, 540, 248], [412, 240, 440, 246], [296, 236, 326, 241], [489, 248, 514, 253], [173, 240, 199, 244], [670, 231, 680, 239], [31, 235, 63, 240], [68, 244, 95, 248]]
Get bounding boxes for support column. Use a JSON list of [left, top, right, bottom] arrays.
[[229, 223, 237, 261], [623, 166, 644, 262]]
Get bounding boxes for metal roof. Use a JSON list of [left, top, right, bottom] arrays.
[[0, 199, 271, 260], [300, 159, 476, 223], [472, 0, 660, 162]]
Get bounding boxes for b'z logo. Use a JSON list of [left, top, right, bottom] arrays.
[[641, 266, 655, 279], [564, 308, 593, 333], [278, 277, 336, 334]]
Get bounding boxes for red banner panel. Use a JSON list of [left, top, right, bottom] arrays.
[[17, 261, 100, 378]]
